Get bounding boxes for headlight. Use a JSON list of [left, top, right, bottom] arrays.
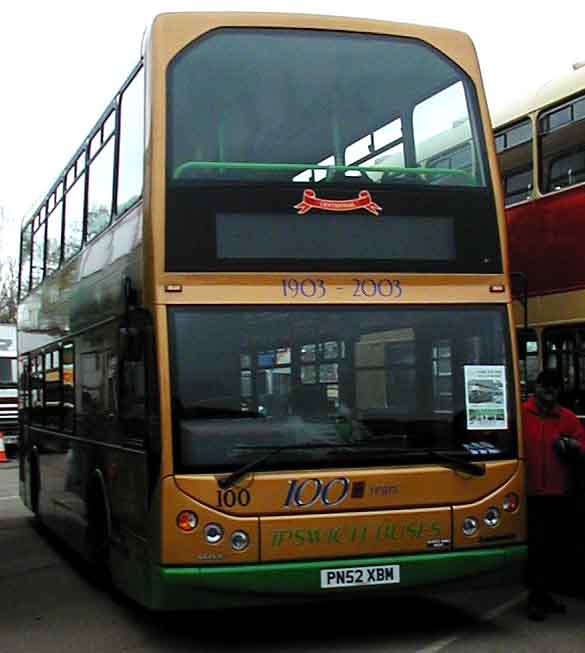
[[204, 523, 224, 544], [231, 530, 250, 551], [484, 507, 501, 528], [176, 511, 198, 532], [462, 516, 479, 536]]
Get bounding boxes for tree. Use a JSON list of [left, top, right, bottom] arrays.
[[0, 255, 17, 323], [0, 206, 18, 323]]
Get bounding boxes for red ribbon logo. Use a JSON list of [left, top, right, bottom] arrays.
[[294, 190, 382, 216]]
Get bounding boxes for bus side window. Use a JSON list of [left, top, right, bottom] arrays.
[[62, 343, 75, 433], [87, 119, 115, 242], [46, 195, 64, 276], [517, 329, 539, 399], [119, 315, 148, 440], [31, 217, 46, 290], [31, 354, 44, 425], [19, 223, 33, 299], [495, 119, 533, 206], [80, 352, 103, 432], [45, 349, 63, 430], [19, 356, 31, 417], [540, 93, 585, 194], [117, 66, 144, 216], [120, 358, 145, 416], [64, 167, 85, 261], [543, 327, 585, 414]]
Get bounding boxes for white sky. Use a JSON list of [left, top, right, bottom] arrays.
[[1, 0, 584, 254]]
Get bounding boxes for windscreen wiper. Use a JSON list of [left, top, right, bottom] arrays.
[[357, 434, 486, 477], [422, 449, 486, 477], [352, 441, 486, 477], [217, 442, 485, 489], [217, 442, 375, 489]]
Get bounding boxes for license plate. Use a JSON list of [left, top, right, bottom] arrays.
[[320, 564, 400, 589]]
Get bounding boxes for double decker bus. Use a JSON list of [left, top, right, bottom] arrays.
[[18, 12, 526, 610], [494, 62, 585, 412]]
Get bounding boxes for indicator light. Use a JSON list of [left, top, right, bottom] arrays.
[[177, 511, 198, 532], [503, 493, 520, 512]]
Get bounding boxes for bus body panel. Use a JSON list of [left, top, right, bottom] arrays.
[[147, 545, 528, 610], [30, 431, 149, 560], [175, 461, 519, 515], [260, 507, 452, 561], [160, 467, 525, 566], [154, 275, 512, 306], [508, 185, 585, 296]]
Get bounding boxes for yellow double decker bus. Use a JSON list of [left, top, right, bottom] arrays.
[[17, 12, 526, 610]]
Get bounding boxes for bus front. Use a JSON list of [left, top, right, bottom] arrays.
[[0, 324, 18, 453], [147, 13, 526, 609]]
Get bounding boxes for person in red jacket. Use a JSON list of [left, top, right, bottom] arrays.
[[523, 369, 585, 621]]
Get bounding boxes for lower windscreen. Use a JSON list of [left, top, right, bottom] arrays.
[[168, 305, 517, 473], [216, 213, 455, 260]]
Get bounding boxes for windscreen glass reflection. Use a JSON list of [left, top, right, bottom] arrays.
[[168, 306, 516, 472]]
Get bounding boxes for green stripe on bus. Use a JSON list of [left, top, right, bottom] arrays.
[[150, 545, 527, 609]]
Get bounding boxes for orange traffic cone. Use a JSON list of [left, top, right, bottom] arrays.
[[0, 432, 7, 463]]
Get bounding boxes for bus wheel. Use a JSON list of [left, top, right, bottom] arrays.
[[86, 475, 112, 586]]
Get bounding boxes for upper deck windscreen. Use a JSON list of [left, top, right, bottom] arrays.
[[166, 28, 500, 273]]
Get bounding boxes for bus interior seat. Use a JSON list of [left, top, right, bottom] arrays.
[[290, 384, 329, 418]]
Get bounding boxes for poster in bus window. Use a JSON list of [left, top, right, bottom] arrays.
[[464, 365, 508, 430]]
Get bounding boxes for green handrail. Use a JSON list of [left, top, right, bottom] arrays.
[[173, 160, 474, 181]]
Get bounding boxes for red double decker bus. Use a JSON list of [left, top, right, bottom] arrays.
[[494, 63, 585, 414]]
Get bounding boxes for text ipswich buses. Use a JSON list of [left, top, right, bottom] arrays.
[[271, 521, 442, 548]]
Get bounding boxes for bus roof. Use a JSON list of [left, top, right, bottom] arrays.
[[493, 62, 585, 129], [151, 11, 472, 41], [22, 11, 483, 233]]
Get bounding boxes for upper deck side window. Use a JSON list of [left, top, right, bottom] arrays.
[[494, 119, 533, 206], [118, 67, 145, 215], [46, 187, 64, 275], [18, 64, 144, 301], [19, 223, 33, 298], [539, 93, 585, 194], [86, 113, 116, 243]]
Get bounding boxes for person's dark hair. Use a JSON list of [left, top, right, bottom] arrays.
[[536, 370, 561, 389]]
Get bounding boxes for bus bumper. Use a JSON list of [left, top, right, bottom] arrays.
[[149, 545, 527, 610]]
